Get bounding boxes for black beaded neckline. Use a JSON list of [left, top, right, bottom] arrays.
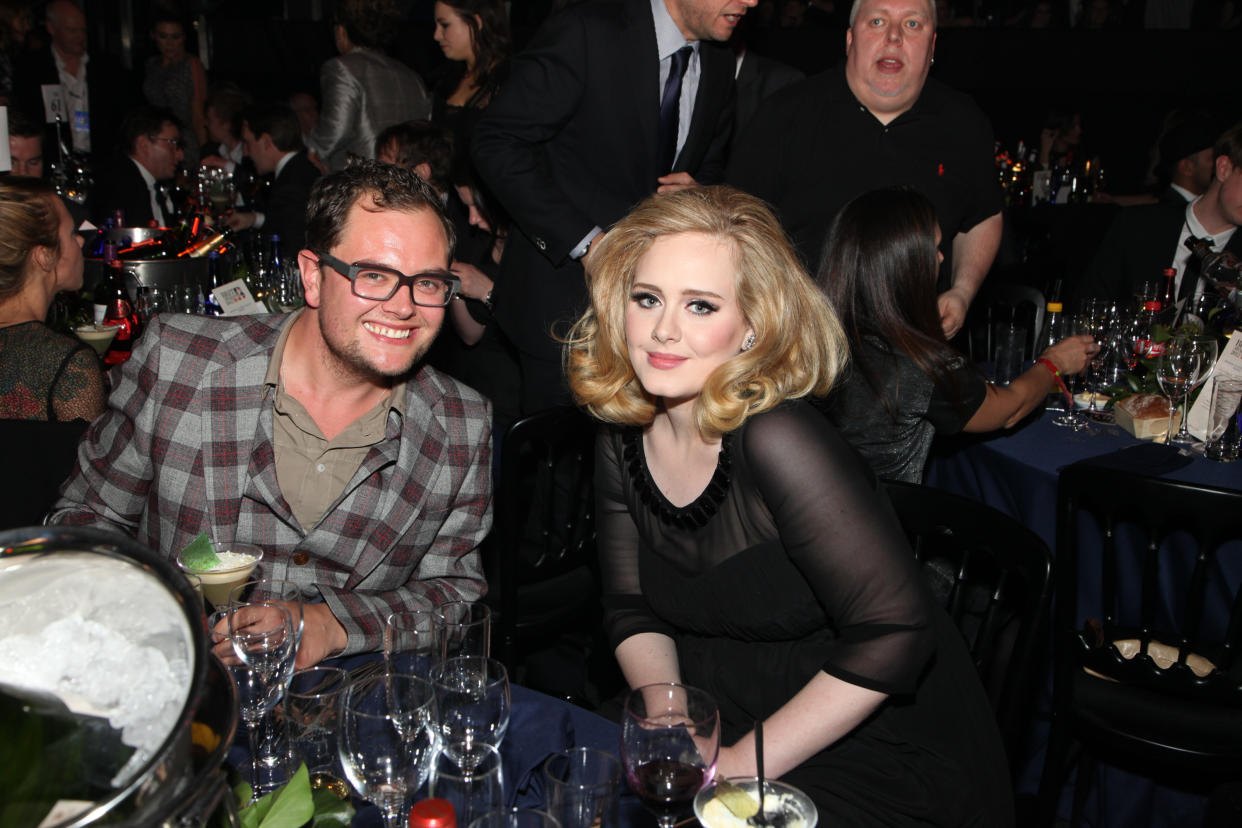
[[622, 428, 732, 531]]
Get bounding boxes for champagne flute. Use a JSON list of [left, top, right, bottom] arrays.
[[435, 601, 492, 661], [1156, 337, 1201, 446], [620, 683, 720, 828], [431, 656, 511, 774], [339, 672, 439, 828], [1052, 314, 1092, 431]]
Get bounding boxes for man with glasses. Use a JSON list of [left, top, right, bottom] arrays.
[[94, 105, 184, 226], [53, 162, 492, 669]]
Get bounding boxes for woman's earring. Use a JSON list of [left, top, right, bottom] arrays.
[[741, 332, 756, 352]]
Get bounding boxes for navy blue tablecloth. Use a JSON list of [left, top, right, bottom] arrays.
[[926, 410, 1241, 827]]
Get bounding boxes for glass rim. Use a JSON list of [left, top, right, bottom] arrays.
[[623, 681, 718, 727]]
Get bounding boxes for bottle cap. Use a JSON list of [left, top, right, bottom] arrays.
[[408, 798, 456, 828], [1144, 301, 1161, 311], [1046, 302, 1063, 312], [1163, 267, 1176, 276]]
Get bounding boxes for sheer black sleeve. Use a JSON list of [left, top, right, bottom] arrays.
[[50, 344, 107, 423], [595, 427, 678, 649], [742, 403, 935, 695]]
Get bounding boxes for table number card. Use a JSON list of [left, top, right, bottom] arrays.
[[212, 279, 268, 316], [1187, 333, 1242, 441]]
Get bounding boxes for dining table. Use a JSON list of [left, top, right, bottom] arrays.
[[925, 407, 1241, 827], [228, 651, 641, 828]]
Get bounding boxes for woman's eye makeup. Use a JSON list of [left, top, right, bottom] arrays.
[[630, 291, 660, 308], [687, 299, 718, 315]]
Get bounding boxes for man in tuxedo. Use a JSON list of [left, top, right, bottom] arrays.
[[1079, 122, 1242, 311], [472, 0, 747, 412], [227, 104, 321, 258], [93, 106, 183, 227], [728, 0, 1002, 338], [14, 0, 133, 167], [52, 161, 490, 668]]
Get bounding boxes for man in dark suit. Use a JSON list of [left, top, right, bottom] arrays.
[[1079, 123, 1242, 311], [472, 0, 748, 412], [13, 0, 134, 168], [732, 40, 803, 136], [226, 104, 321, 259], [93, 106, 183, 227]]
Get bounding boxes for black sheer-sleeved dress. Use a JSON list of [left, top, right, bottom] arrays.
[[597, 401, 1014, 827]]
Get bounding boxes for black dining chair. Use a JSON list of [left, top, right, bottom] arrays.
[[0, 418, 89, 530], [1035, 464, 1242, 827], [487, 405, 600, 699], [881, 479, 1054, 776], [966, 283, 1047, 364]]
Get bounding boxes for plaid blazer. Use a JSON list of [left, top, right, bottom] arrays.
[[51, 312, 492, 655]]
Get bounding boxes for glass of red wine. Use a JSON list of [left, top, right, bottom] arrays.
[[620, 683, 720, 828]]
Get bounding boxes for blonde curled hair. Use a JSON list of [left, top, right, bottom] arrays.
[[565, 185, 847, 439], [0, 177, 60, 303]]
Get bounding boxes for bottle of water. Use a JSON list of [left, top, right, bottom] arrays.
[[1039, 301, 1066, 411]]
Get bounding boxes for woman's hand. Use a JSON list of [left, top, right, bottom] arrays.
[[450, 261, 494, 302], [1040, 333, 1098, 377]]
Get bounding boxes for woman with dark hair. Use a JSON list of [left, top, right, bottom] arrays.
[[569, 185, 1015, 826], [142, 12, 206, 168], [817, 187, 1095, 483], [430, 0, 509, 152]]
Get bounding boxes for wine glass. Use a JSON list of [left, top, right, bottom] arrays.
[[283, 666, 349, 799], [431, 656, 511, 774], [386, 609, 438, 678], [1156, 337, 1201, 446], [430, 743, 506, 827], [339, 671, 439, 828], [230, 578, 305, 677], [227, 602, 297, 798], [1169, 336, 1220, 447], [620, 683, 720, 828], [469, 809, 562, 828], [435, 601, 492, 661], [1052, 314, 1093, 431]]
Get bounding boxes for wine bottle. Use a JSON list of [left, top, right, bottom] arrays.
[[100, 260, 141, 366]]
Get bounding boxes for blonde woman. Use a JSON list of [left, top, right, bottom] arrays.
[[567, 186, 1013, 826]]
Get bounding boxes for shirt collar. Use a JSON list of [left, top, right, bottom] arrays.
[[130, 156, 157, 187], [274, 151, 296, 178], [1169, 182, 1196, 204], [52, 47, 88, 77], [264, 309, 408, 418], [651, 0, 698, 58]]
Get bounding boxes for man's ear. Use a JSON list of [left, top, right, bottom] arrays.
[[1216, 154, 1234, 183], [298, 249, 323, 308]]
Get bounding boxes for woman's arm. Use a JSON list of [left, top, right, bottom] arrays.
[[737, 406, 934, 772], [615, 631, 682, 689], [718, 671, 886, 778], [964, 333, 1096, 431]]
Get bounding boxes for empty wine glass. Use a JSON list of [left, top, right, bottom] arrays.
[[431, 656, 511, 774], [386, 609, 438, 677], [435, 601, 492, 661], [228, 602, 297, 798], [339, 671, 439, 828], [1169, 336, 1220, 447], [430, 743, 506, 827], [1053, 314, 1093, 431], [1156, 337, 1202, 446], [620, 683, 720, 828], [230, 578, 305, 673]]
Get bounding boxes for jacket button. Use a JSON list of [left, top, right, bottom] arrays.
[[292, 550, 310, 565]]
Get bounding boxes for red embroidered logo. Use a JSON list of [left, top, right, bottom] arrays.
[[938, 163, 945, 177]]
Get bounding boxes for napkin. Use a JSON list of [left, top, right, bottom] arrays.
[[505, 684, 577, 808], [1074, 443, 1194, 476]]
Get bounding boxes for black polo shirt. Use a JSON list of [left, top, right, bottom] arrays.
[[728, 68, 1002, 283]]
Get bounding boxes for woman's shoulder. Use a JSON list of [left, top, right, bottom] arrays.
[[737, 400, 845, 456]]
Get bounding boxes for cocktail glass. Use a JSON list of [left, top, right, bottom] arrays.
[[177, 542, 264, 607]]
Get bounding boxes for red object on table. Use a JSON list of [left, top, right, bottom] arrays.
[[408, 798, 456, 828]]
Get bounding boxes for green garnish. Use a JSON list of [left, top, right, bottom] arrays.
[[716, 779, 760, 819], [180, 533, 220, 571]]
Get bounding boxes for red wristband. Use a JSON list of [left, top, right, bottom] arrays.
[[1037, 358, 1073, 408]]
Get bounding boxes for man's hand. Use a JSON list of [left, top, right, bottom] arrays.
[[226, 211, 257, 231], [656, 172, 699, 194], [937, 288, 970, 339], [298, 602, 348, 669], [208, 600, 346, 670]]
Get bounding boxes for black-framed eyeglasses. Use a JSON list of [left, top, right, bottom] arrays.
[[316, 251, 460, 307], [148, 135, 184, 150]]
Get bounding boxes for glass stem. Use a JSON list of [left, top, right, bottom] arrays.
[[244, 719, 263, 801]]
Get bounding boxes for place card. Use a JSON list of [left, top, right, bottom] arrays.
[[1187, 334, 1242, 441]]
